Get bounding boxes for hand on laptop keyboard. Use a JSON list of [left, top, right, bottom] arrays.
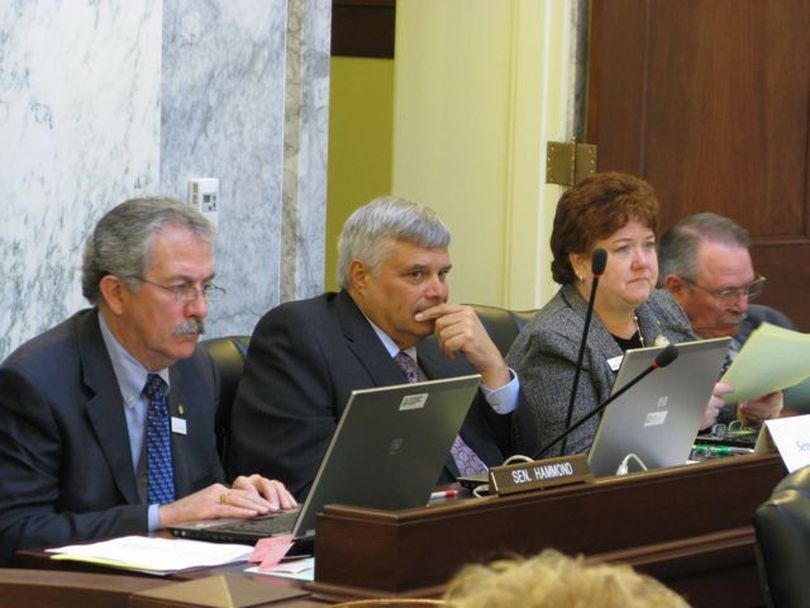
[[233, 474, 298, 511], [158, 475, 297, 528]]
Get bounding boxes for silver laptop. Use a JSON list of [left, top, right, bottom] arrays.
[[170, 374, 481, 545], [587, 338, 730, 477]]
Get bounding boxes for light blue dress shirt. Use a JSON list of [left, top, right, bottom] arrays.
[[98, 312, 170, 531]]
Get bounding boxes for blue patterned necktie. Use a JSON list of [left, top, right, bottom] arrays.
[[144, 373, 176, 505], [393, 351, 488, 477]]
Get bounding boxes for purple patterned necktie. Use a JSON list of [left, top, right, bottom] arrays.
[[144, 373, 176, 505], [394, 350, 420, 384], [393, 351, 488, 477]]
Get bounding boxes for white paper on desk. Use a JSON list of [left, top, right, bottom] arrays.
[[721, 322, 810, 404], [47, 535, 253, 575], [757, 414, 810, 473], [245, 557, 315, 582]]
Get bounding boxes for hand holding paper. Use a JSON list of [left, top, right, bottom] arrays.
[[738, 391, 784, 425]]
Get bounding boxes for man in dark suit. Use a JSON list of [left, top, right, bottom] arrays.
[[0, 198, 295, 565], [660, 212, 790, 425], [229, 196, 521, 498]]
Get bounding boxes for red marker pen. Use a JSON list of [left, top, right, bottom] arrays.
[[429, 489, 460, 500]]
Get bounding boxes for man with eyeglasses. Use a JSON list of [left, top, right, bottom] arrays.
[[659, 212, 792, 426], [0, 197, 295, 565]]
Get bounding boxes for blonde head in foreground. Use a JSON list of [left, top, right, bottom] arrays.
[[443, 549, 690, 608]]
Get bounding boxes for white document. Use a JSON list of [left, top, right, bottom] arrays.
[[755, 414, 810, 473], [47, 535, 253, 575], [244, 557, 315, 582]]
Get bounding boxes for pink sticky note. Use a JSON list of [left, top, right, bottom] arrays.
[[250, 534, 294, 569]]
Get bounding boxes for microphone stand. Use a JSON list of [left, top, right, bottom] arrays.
[[560, 248, 607, 455]]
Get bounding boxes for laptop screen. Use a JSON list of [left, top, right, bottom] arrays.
[[293, 373, 481, 537], [170, 374, 481, 545], [587, 338, 730, 477]]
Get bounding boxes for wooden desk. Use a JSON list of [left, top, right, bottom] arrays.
[[0, 569, 171, 608], [12, 542, 326, 606], [311, 454, 786, 607], [13, 454, 786, 607], [0, 568, 329, 608]]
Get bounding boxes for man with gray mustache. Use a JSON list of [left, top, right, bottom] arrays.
[[175, 318, 206, 336], [659, 212, 791, 426], [0, 197, 295, 565]]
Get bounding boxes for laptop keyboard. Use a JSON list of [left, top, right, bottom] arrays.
[[215, 509, 299, 536]]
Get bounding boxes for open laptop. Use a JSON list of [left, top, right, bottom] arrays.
[[587, 337, 730, 477], [170, 374, 481, 545]]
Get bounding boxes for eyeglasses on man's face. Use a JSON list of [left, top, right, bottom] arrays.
[[132, 277, 227, 302], [684, 275, 766, 307]]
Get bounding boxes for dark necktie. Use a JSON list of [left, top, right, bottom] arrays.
[[144, 373, 176, 505], [721, 336, 743, 375], [393, 351, 488, 477]]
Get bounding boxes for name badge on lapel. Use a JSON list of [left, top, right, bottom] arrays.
[[607, 355, 623, 372], [171, 415, 187, 435]]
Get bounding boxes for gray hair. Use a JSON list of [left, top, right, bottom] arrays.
[[81, 197, 216, 304], [336, 196, 451, 289], [659, 212, 750, 282]]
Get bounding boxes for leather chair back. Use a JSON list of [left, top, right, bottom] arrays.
[[199, 335, 250, 471], [468, 304, 537, 357], [754, 465, 810, 608], [197, 305, 536, 470]]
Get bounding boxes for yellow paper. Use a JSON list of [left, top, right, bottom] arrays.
[[722, 322, 810, 404]]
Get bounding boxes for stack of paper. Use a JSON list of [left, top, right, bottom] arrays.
[[47, 535, 253, 575]]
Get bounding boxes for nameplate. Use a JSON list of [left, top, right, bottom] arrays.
[[488, 453, 594, 496], [130, 574, 309, 607], [755, 413, 810, 472]]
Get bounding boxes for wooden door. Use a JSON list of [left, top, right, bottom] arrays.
[[588, 0, 810, 329]]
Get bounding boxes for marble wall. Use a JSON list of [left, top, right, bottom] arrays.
[[280, 0, 330, 303], [0, 0, 330, 360]]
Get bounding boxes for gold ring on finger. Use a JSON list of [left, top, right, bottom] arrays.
[[219, 492, 230, 505]]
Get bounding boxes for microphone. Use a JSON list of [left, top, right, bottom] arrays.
[[534, 343, 679, 460], [560, 248, 608, 455]]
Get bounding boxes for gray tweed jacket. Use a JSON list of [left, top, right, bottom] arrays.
[[507, 284, 695, 458]]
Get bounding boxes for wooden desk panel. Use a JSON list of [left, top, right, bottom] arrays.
[[0, 568, 330, 608], [0, 569, 171, 608], [311, 454, 786, 607]]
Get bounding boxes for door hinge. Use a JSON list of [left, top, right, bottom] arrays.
[[546, 140, 597, 186]]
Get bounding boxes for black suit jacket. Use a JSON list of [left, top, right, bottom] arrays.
[[736, 304, 795, 343], [228, 291, 516, 498], [0, 309, 223, 565]]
